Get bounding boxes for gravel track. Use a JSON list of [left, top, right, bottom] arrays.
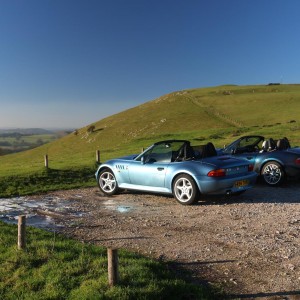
[[41, 182, 300, 299]]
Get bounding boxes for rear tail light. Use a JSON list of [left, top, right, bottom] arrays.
[[207, 169, 226, 177], [248, 164, 254, 171], [296, 158, 300, 165]]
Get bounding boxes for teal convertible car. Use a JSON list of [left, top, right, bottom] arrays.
[[95, 140, 257, 205], [218, 136, 300, 186]]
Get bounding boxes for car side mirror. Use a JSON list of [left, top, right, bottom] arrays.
[[141, 156, 145, 164]]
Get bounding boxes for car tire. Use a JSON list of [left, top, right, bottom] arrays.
[[98, 169, 119, 196], [261, 161, 285, 186], [173, 174, 199, 205]]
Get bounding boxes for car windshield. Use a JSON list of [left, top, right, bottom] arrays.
[[136, 141, 186, 163], [239, 136, 262, 147], [224, 136, 263, 154]]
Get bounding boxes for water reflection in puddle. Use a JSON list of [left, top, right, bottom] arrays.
[[117, 206, 132, 213], [102, 200, 133, 213], [0, 196, 83, 229]]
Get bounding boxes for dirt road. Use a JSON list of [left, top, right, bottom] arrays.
[[39, 183, 300, 299]]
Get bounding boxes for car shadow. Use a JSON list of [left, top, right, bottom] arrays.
[[108, 180, 300, 205], [198, 181, 300, 205]]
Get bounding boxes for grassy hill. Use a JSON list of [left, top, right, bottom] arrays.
[[1, 84, 300, 196]]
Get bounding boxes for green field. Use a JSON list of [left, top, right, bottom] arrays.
[[0, 134, 55, 154], [0, 221, 216, 299], [0, 84, 300, 197], [0, 129, 69, 156]]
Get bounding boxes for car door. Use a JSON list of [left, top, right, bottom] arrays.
[[128, 160, 168, 188], [233, 150, 258, 166], [128, 142, 175, 188]]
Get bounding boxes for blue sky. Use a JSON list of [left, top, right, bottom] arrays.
[[1, 0, 300, 128]]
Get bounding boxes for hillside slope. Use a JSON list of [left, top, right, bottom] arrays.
[[1, 84, 300, 177]]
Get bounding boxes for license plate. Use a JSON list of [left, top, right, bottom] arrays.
[[234, 180, 249, 188]]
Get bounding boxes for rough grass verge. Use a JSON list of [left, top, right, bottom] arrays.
[[0, 166, 97, 198], [0, 221, 219, 299]]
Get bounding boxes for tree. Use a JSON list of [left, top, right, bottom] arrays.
[[36, 138, 44, 145], [87, 125, 95, 133]]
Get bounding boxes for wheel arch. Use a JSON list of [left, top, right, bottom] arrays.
[[96, 165, 114, 179], [171, 172, 201, 194], [97, 166, 119, 196], [260, 159, 286, 186], [259, 158, 285, 175]]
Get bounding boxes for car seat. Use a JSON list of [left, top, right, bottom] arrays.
[[173, 142, 195, 161], [184, 144, 195, 160], [277, 138, 290, 150], [283, 137, 291, 148], [192, 145, 205, 159], [260, 138, 276, 152], [202, 142, 217, 158]]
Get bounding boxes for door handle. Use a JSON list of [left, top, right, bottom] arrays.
[[246, 157, 253, 160], [157, 167, 164, 171]]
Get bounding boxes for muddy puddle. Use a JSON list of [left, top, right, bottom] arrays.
[[102, 199, 134, 213], [0, 195, 85, 230]]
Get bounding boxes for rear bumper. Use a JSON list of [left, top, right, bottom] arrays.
[[195, 172, 257, 195], [285, 165, 300, 177]]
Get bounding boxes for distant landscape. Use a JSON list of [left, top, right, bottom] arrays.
[[0, 128, 73, 156], [0, 84, 300, 197]]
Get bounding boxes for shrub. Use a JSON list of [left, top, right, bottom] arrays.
[[87, 125, 95, 133]]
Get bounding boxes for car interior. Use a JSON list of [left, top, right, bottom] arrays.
[[173, 142, 218, 162], [258, 137, 291, 152], [239, 137, 291, 154], [142, 141, 219, 163]]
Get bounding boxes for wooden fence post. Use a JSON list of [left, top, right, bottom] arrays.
[[141, 147, 144, 153], [44, 154, 48, 168], [107, 248, 119, 286], [96, 150, 100, 163], [18, 215, 26, 250]]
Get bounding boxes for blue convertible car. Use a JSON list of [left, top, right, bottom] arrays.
[[95, 140, 257, 205], [219, 135, 300, 186]]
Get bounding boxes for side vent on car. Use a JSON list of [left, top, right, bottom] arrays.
[[116, 165, 126, 170]]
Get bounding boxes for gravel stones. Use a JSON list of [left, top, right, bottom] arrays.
[[36, 183, 300, 297]]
